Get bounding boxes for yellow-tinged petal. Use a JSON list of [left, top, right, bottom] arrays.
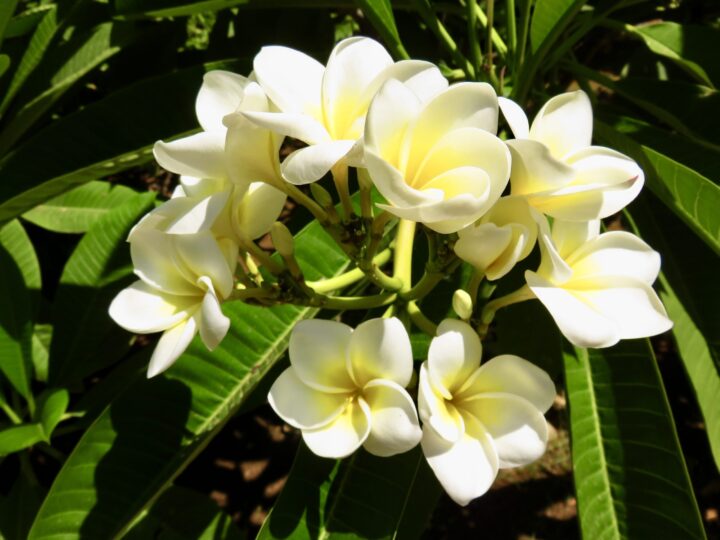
[[281, 140, 356, 185], [173, 232, 234, 299], [498, 96, 529, 139], [418, 363, 465, 443], [427, 319, 482, 399], [268, 368, 349, 430], [347, 317, 413, 388], [196, 277, 230, 350], [362, 379, 422, 457], [529, 90, 593, 160], [302, 397, 371, 459], [233, 182, 286, 240]]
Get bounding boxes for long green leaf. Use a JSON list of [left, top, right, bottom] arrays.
[[529, 0, 586, 55], [626, 21, 720, 88], [0, 424, 45, 455], [564, 340, 706, 539], [0, 219, 41, 297], [0, 222, 35, 402], [28, 217, 349, 539], [353, 0, 409, 59], [125, 486, 243, 540], [0, 0, 19, 44], [4, 5, 55, 39], [259, 444, 441, 539], [23, 180, 138, 233], [0, 60, 240, 225], [48, 191, 156, 385], [594, 120, 720, 255], [628, 194, 720, 471]]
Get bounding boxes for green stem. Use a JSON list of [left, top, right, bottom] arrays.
[[506, 0, 517, 64], [319, 292, 397, 310], [412, 0, 475, 79], [239, 237, 284, 275], [274, 180, 330, 226], [486, 0, 497, 84], [332, 164, 354, 220], [308, 248, 392, 294], [401, 271, 444, 301], [0, 400, 21, 425], [477, 284, 535, 336], [408, 301, 438, 335], [229, 287, 274, 302], [393, 219, 416, 293], [472, 3, 507, 58], [516, 0, 532, 75], [466, 269, 485, 305], [466, 0, 483, 78]]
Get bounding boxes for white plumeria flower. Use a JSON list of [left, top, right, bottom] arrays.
[[525, 217, 673, 348], [454, 196, 538, 280], [268, 318, 422, 459], [244, 36, 448, 185], [364, 80, 511, 233], [419, 319, 555, 506], [109, 229, 236, 377], [499, 90, 644, 221]]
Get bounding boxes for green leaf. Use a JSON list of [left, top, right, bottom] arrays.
[[627, 194, 720, 471], [0, 223, 34, 402], [353, 0, 409, 59], [0, 20, 137, 154], [0, 218, 41, 295], [3, 5, 55, 39], [0, 424, 45, 455], [627, 21, 720, 88], [23, 180, 138, 233], [28, 217, 349, 539], [0, 60, 241, 225], [0, 54, 9, 78], [594, 119, 720, 255], [35, 388, 69, 439], [0, 4, 59, 119], [31, 324, 52, 383], [529, 0, 586, 55], [125, 486, 243, 540], [48, 191, 156, 385], [259, 444, 440, 539], [0, 0, 19, 44], [563, 340, 706, 539], [0, 470, 45, 540]]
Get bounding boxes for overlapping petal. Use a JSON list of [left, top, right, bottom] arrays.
[[427, 319, 482, 399], [147, 317, 198, 378], [347, 317, 413, 388], [302, 398, 372, 459], [196, 70, 249, 132], [109, 281, 198, 334], [362, 380, 422, 457]]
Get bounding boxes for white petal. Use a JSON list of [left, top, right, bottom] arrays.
[[455, 223, 513, 276], [177, 176, 227, 200], [173, 232, 234, 299], [418, 363, 464, 443], [533, 215, 574, 284], [196, 70, 249, 132], [526, 270, 620, 348], [109, 281, 198, 334], [551, 219, 600, 260], [147, 317, 198, 378], [322, 37, 393, 139], [165, 192, 230, 235], [498, 97, 530, 139], [421, 415, 499, 506], [460, 393, 548, 468], [529, 90, 593, 160], [365, 151, 434, 209], [407, 83, 499, 174], [569, 276, 673, 341], [289, 319, 355, 393], [364, 79, 422, 166], [242, 111, 330, 145], [281, 140, 357, 185], [569, 231, 660, 284], [507, 138, 575, 196], [130, 230, 198, 295], [197, 278, 230, 350], [362, 379, 422, 457], [268, 368, 349, 429], [347, 317, 413, 388], [234, 182, 287, 240], [302, 397, 371, 459], [384, 61, 448, 104], [253, 45, 324, 118], [457, 354, 556, 413], [428, 319, 482, 399], [153, 132, 226, 180]]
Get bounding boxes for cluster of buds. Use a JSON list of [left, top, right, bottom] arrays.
[[109, 37, 672, 504]]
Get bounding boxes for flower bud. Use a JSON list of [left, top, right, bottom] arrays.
[[270, 222, 295, 258], [310, 183, 334, 208], [452, 289, 473, 320]]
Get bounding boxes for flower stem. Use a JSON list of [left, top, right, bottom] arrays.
[[0, 400, 21, 425], [308, 248, 392, 294], [239, 237, 283, 275], [466, 269, 485, 305], [466, 0, 483, 78], [408, 301, 438, 335], [332, 164, 354, 220], [477, 284, 535, 336], [393, 219, 416, 293], [319, 292, 397, 310]]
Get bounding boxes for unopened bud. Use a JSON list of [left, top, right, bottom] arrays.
[[452, 289, 473, 320], [310, 183, 334, 208], [270, 222, 294, 258]]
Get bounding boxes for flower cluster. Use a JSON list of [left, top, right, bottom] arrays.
[[108, 36, 673, 504]]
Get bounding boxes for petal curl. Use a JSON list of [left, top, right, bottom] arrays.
[[362, 379, 422, 457], [281, 140, 356, 185], [196, 278, 230, 350], [428, 319, 482, 399], [529, 90, 593, 160], [498, 96, 530, 139], [302, 397, 371, 459], [347, 317, 413, 388], [154, 132, 226, 180], [196, 70, 249, 132], [147, 317, 198, 378]]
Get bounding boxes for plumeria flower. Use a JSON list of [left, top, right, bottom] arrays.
[[109, 229, 236, 377], [525, 217, 672, 348], [499, 91, 643, 221], [454, 196, 538, 280], [244, 36, 448, 184], [268, 318, 422, 459], [419, 320, 555, 506], [364, 80, 511, 233]]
